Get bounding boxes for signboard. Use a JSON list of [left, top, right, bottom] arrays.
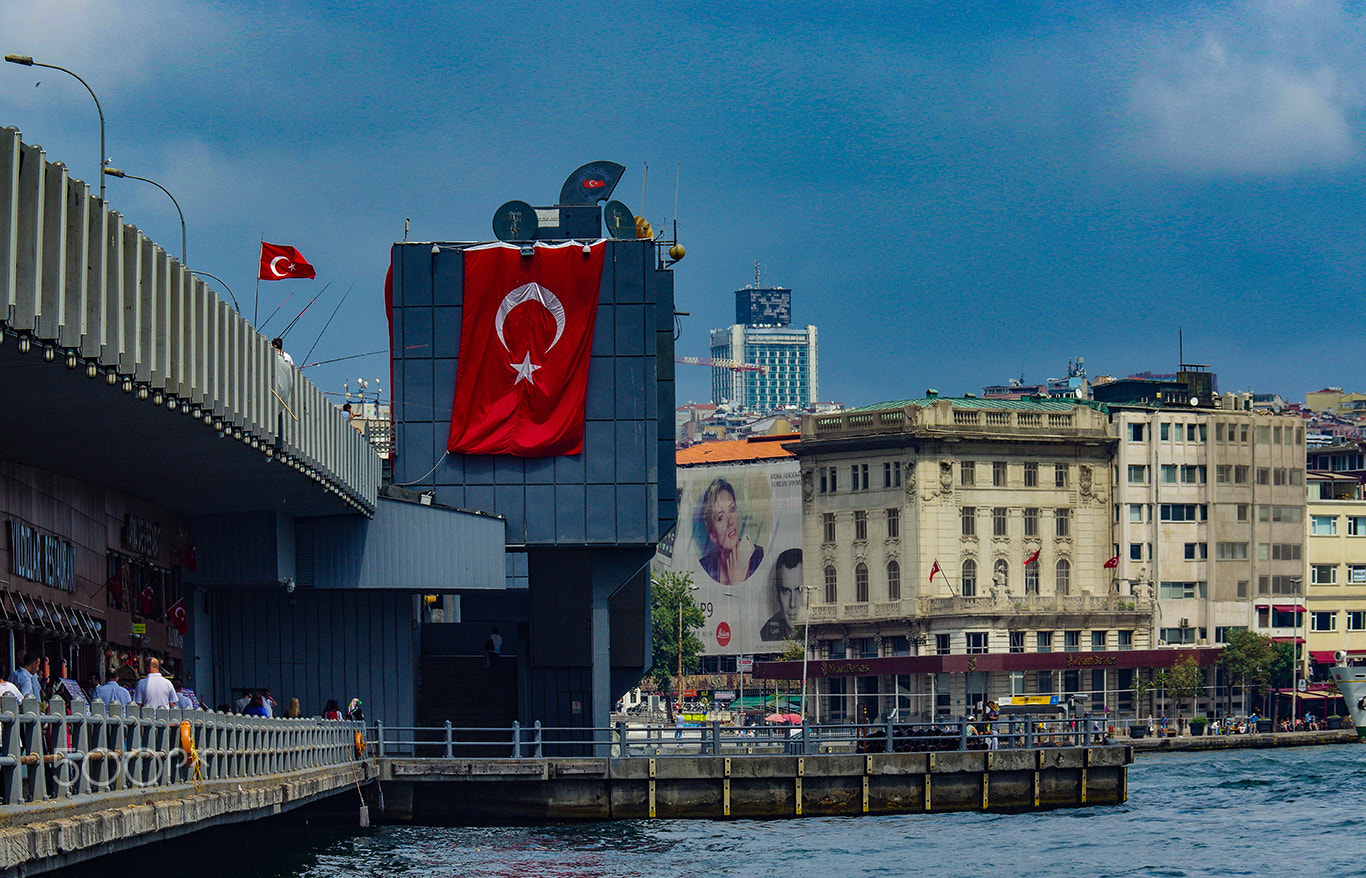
[[179, 688, 201, 708], [132, 622, 146, 636], [8, 521, 76, 592], [59, 679, 86, 704], [655, 458, 804, 656], [739, 657, 754, 672]]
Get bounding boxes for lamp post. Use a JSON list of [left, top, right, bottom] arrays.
[[5, 55, 106, 200], [104, 167, 185, 265], [664, 583, 699, 713], [1290, 577, 1303, 728], [800, 584, 814, 722], [188, 270, 240, 312], [723, 591, 745, 717]]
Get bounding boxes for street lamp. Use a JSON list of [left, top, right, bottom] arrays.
[[5, 55, 106, 200], [1290, 577, 1303, 728], [188, 270, 241, 312], [800, 584, 814, 722], [104, 167, 185, 265], [722, 592, 745, 718], [677, 584, 699, 711]]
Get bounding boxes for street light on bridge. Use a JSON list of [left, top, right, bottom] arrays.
[[5, 54, 107, 200], [104, 167, 186, 266]]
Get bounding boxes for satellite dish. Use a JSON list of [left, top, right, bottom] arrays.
[[603, 200, 636, 238], [559, 161, 625, 205], [492, 200, 538, 242], [1189, 397, 1199, 406]]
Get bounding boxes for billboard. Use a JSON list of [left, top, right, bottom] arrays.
[[657, 458, 803, 656]]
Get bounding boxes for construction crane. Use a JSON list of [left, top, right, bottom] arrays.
[[674, 356, 767, 374]]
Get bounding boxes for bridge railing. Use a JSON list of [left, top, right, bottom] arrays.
[[371, 714, 1116, 759], [0, 694, 365, 807]]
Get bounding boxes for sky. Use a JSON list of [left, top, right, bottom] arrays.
[[4, 1, 1366, 411]]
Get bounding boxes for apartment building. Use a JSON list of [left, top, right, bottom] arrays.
[[1304, 473, 1366, 687]]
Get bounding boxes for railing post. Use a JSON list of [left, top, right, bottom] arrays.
[[615, 720, 626, 757], [885, 715, 894, 753], [375, 721, 385, 758], [0, 694, 19, 804], [533, 720, 543, 758], [512, 721, 521, 758], [1025, 714, 1035, 749], [444, 720, 453, 758], [710, 720, 720, 755], [959, 716, 968, 751]]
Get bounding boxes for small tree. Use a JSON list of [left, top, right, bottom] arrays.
[[778, 626, 807, 662], [650, 570, 706, 696], [1218, 628, 1275, 717], [1166, 656, 1204, 729], [1133, 673, 1155, 720]]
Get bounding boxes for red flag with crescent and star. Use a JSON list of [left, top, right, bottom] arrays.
[[1024, 548, 1041, 567], [1103, 554, 1120, 569], [167, 598, 189, 635], [446, 240, 605, 456], [258, 242, 316, 280], [929, 560, 941, 583]]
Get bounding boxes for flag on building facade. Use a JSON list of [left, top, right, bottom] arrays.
[[929, 559, 941, 582], [446, 240, 605, 456], [104, 569, 122, 604], [179, 542, 197, 572], [138, 581, 155, 616], [167, 598, 188, 635], [259, 243, 316, 280], [1024, 548, 1041, 566], [1103, 554, 1120, 569]]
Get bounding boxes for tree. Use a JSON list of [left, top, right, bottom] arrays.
[[650, 570, 706, 694], [1166, 656, 1204, 727], [778, 626, 806, 661], [1217, 628, 1275, 716]]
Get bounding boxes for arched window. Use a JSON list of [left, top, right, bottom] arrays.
[[1056, 559, 1071, 595], [961, 559, 977, 597], [855, 563, 869, 602], [887, 560, 901, 600], [824, 566, 838, 604], [993, 558, 1009, 595]]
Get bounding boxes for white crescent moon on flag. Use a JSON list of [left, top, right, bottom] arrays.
[[270, 256, 291, 278], [493, 282, 566, 353]]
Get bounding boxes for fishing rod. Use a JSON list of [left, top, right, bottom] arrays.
[[300, 344, 428, 369], [258, 286, 302, 335], [301, 282, 355, 366], [278, 282, 332, 339]]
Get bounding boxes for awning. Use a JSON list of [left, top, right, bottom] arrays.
[[1272, 604, 1306, 614], [0, 590, 103, 645], [1272, 688, 1339, 699], [1311, 650, 1340, 664], [1272, 636, 1305, 644]]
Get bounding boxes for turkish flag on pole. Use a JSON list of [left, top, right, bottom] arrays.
[[1103, 554, 1120, 569], [929, 560, 941, 583], [179, 543, 197, 572], [138, 581, 155, 616], [446, 241, 605, 456], [1024, 548, 1041, 567], [167, 599, 189, 635], [259, 242, 316, 280]]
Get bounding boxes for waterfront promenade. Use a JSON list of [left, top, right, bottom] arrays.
[[1127, 727, 1358, 753]]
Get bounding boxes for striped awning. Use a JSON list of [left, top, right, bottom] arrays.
[[0, 591, 102, 644]]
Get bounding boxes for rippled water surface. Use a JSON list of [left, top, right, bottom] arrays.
[[78, 747, 1366, 878]]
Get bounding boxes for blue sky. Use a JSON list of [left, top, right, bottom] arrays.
[[4, 2, 1366, 411]]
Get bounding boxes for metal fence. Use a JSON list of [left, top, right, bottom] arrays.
[[0, 694, 365, 806], [373, 714, 1117, 760]]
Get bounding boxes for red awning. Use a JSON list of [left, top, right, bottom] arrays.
[[1311, 650, 1340, 664], [1272, 636, 1305, 644], [1271, 604, 1306, 613]]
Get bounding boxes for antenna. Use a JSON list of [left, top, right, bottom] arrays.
[[754, 259, 761, 290], [641, 162, 648, 216], [1179, 326, 1183, 368]]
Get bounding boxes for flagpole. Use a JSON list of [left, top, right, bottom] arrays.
[[255, 236, 263, 327]]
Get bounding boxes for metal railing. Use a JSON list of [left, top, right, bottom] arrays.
[[0, 694, 364, 806], [373, 715, 1118, 760]]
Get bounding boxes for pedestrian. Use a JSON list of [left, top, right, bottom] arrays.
[[133, 658, 178, 709], [9, 652, 40, 699], [285, 697, 302, 718], [272, 336, 294, 366], [93, 670, 131, 706], [346, 698, 364, 721], [484, 627, 502, 667], [242, 693, 269, 717], [323, 698, 343, 720], [262, 689, 277, 717]]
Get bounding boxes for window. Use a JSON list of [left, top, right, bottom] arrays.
[[1312, 564, 1337, 585], [1129, 504, 1144, 522], [1161, 464, 1177, 484], [1257, 425, 1271, 443], [1234, 465, 1249, 484], [1237, 504, 1249, 522], [1350, 565, 1366, 584], [1024, 462, 1038, 487], [1180, 465, 1206, 484], [1159, 581, 1207, 599], [1240, 425, 1249, 443], [855, 563, 869, 602], [1023, 507, 1039, 537], [1129, 423, 1144, 441], [1009, 631, 1025, 653], [851, 463, 869, 491], [1216, 465, 1230, 484], [1129, 543, 1143, 561], [1127, 465, 1147, 484], [1161, 628, 1196, 645], [992, 507, 1007, 537], [1118, 630, 1133, 651], [961, 507, 976, 537], [825, 640, 846, 659], [960, 461, 976, 486], [993, 461, 1007, 487], [935, 633, 951, 655], [823, 513, 836, 543], [854, 510, 868, 541], [886, 508, 900, 539], [1349, 611, 1366, 631], [1037, 632, 1053, 653], [820, 467, 838, 493], [994, 558, 1009, 594], [1216, 542, 1248, 560], [824, 566, 837, 603], [1311, 515, 1338, 536], [1160, 422, 1170, 441], [1349, 517, 1366, 536], [1055, 464, 1068, 488], [1056, 559, 1070, 595], [1160, 504, 1206, 522], [883, 461, 901, 488], [1037, 670, 1054, 693], [1184, 542, 1207, 560], [1064, 630, 1080, 652], [1055, 508, 1070, 537], [966, 632, 989, 654], [1189, 423, 1203, 442], [1091, 631, 1107, 651], [1256, 467, 1270, 485], [887, 561, 901, 600], [961, 559, 977, 597], [1312, 612, 1337, 632]]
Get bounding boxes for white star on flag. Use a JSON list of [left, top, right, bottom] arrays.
[[510, 353, 541, 385]]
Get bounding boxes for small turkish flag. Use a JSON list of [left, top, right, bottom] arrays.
[[259, 242, 316, 280], [1103, 554, 1120, 569], [179, 543, 197, 572], [104, 569, 122, 603], [929, 560, 941, 583], [445, 240, 605, 456], [138, 582, 155, 616], [167, 598, 188, 635], [1024, 548, 1041, 567]]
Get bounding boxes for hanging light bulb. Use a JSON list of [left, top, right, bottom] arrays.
[[105, 370, 117, 386], [136, 385, 149, 401], [64, 350, 77, 369], [152, 391, 164, 406], [121, 377, 133, 394], [85, 362, 99, 379], [17, 336, 31, 355]]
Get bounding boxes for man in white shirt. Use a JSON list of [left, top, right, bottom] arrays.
[[133, 658, 178, 709]]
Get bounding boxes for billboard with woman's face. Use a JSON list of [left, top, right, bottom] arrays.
[[655, 458, 803, 656]]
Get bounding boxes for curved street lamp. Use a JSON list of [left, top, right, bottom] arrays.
[[104, 167, 185, 265], [5, 55, 106, 200]]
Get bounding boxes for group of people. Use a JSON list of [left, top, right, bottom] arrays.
[[5, 653, 193, 709], [229, 690, 364, 721]]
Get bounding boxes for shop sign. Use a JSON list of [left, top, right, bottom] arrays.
[[168, 625, 184, 649], [121, 514, 161, 559], [132, 623, 147, 636], [8, 521, 75, 592]]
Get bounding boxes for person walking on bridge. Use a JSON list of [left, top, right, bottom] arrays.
[[133, 658, 178, 709], [93, 671, 131, 706]]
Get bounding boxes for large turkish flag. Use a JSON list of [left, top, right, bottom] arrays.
[[446, 241, 605, 456]]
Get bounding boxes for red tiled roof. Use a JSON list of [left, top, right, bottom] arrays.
[[676, 434, 798, 465]]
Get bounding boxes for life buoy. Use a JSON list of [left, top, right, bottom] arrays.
[[180, 721, 198, 767], [354, 730, 367, 758]]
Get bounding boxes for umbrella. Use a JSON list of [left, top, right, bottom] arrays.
[[766, 712, 804, 724]]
